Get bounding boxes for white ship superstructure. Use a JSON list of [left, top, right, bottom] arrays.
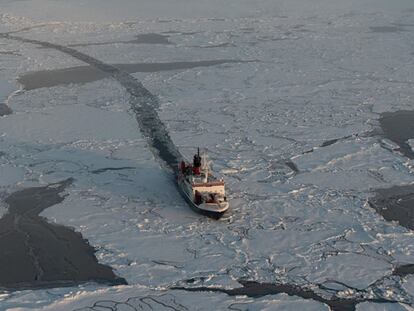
[[177, 149, 229, 218]]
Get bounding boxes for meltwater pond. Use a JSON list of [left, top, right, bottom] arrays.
[[173, 281, 395, 311], [0, 103, 12, 116], [18, 59, 243, 91], [379, 110, 414, 159], [368, 110, 414, 231], [0, 179, 126, 290], [68, 33, 172, 47], [369, 185, 414, 231]]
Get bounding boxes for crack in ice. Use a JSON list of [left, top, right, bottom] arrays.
[[0, 31, 183, 170]]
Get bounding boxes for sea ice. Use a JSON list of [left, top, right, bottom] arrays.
[[0, 79, 14, 101], [6, 286, 330, 311], [356, 301, 414, 311], [409, 140, 414, 154], [0, 79, 15, 115], [0, 202, 6, 219], [1, 0, 414, 309]]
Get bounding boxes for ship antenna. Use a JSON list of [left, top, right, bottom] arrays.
[[198, 147, 200, 157]]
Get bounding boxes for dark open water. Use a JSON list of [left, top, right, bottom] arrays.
[[369, 110, 414, 231], [0, 179, 126, 290]]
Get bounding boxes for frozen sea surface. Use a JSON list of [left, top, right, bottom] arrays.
[[1, 0, 414, 310], [1, 0, 414, 22], [0, 79, 14, 116], [0, 179, 126, 290]]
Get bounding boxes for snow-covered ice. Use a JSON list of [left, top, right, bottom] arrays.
[[0, 80, 14, 102], [357, 302, 414, 311], [1, 0, 414, 310], [0, 202, 6, 219], [4, 287, 332, 311], [0, 79, 15, 116], [409, 140, 414, 154]]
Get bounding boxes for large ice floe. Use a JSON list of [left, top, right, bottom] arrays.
[[0, 79, 14, 116], [1, 0, 414, 310]]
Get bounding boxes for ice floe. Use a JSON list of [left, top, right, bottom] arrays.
[[1, 0, 414, 309]]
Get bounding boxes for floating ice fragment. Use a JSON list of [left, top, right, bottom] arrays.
[[409, 139, 414, 153], [221, 168, 239, 174]]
